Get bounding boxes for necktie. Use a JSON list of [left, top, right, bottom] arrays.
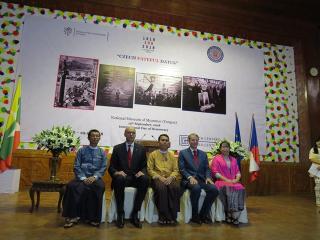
[[127, 145, 132, 168], [193, 150, 199, 166]]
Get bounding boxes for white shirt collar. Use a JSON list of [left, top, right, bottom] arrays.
[[126, 142, 134, 149], [190, 147, 197, 152], [159, 149, 168, 154]]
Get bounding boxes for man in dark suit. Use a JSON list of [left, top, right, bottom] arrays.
[[108, 126, 148, 228], [179, 133, 219, 224]]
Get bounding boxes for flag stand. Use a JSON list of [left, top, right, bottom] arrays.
[[0, 169, 20, 193]]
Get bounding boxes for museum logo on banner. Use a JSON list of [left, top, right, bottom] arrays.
[[142, 36, 156, 53], [64, 27, 73, 36], [179, 135, 217, 148], [63, 26, 109, 40], [207, 46, 224, 63]]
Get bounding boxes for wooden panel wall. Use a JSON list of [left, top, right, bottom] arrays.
[[241, 162, 313, 195], [12, 149, 313, 195]]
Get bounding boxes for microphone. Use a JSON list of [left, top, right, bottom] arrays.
[[151, 135, 157, 141], [136, 133, 146, 145], [139, 133, 146, 140]]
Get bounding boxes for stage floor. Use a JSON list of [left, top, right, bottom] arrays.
[[0, 191, 319, 240]]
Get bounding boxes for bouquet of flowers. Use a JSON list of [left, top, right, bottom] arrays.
[[33, 126, 80, 157], [210, 139, 249, 159]]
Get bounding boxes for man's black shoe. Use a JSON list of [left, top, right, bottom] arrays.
[[130, 212, 142, 228], [201, 216, 213, 224], [116, 213, 124, 228], [190, 217, 202, 225]]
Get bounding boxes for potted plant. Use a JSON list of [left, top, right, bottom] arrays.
[[33, 126, 80, 181]]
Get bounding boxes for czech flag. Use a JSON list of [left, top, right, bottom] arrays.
[[249, 115, 260, 182]]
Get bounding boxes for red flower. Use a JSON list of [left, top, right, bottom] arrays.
[[7, 3, 14, 9]]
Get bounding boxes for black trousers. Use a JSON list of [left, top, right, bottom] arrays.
[[151, 179, 181, 221], [112, 174, 149, 215], [62, 178, 105, 222]]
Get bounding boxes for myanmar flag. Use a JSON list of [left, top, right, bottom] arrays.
[[0, 77, 21, 172]]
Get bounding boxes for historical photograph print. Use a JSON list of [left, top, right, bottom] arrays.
[[96, 65, 135, 108], [182, 76, 226, 114], [135, 73, 181, 108], [54, 55, 98, 110]]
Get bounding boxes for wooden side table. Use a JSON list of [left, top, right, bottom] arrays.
[[29, 181, 66, 213]]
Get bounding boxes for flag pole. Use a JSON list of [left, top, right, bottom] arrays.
[[249, 113, 260, 182]]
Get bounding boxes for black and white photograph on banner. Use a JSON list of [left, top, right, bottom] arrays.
[[96, 65, 135, 108], [182, 76, 226, 114], [53, 55, 98, 110], [135, 73, 182, 108]]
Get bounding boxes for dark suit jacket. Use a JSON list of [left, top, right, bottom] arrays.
[[178, 148, 211, 187], [108, 142, 147, 183]]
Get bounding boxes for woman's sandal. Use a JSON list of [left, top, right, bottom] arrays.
[[64, 217, 79, 228], [90, 221, 100, 227], [226, 217, 233, 224], [158, 219, 166, 225], [73, 217, 80, 223], [169, 220, 178, 226], [232, 219, 239, 225], [64, 221, 74, 228]]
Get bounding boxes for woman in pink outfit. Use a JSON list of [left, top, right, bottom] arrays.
[[211, 140, 245, 225]]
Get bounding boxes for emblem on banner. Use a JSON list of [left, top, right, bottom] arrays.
[[179, 135, 189, 146], [207, 46, 224, 63], [64, 27, 73, 36], [142, 36, 156, 53]]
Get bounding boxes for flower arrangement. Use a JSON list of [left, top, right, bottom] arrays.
[[210, 139, 249, 159], [33, 126, 80, 157]]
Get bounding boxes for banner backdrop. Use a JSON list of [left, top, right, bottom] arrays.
[[20, 15, 265, 151]]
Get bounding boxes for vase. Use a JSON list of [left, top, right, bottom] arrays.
[[49, 154, 61, 182]]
